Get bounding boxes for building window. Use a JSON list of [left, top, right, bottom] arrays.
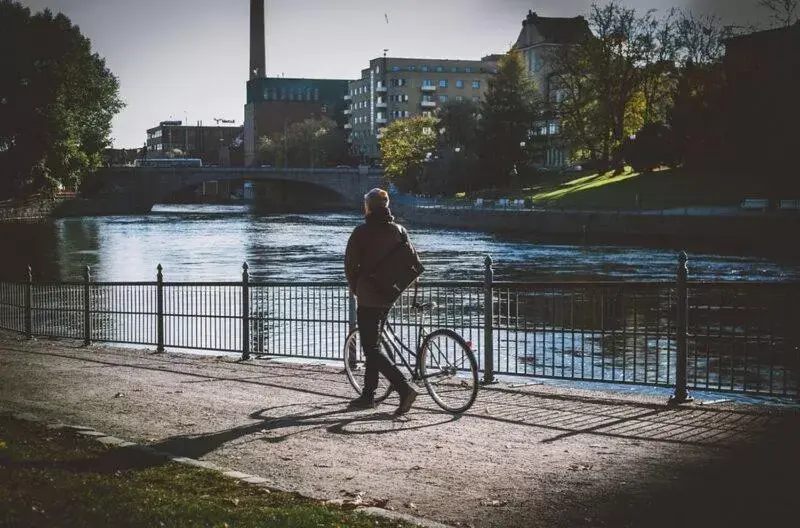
[[456, 80, 464, 88], [472, 96, 480, 103], [456, 95, 463, 102], [465, 67, 472, 73], [451, 66, 458, 72], [314, 89, 319, 101], [421, 65, 429, 72], [439, 95, 448, 103], [408, 65, 416, 71], [435, 66, 444, 72], [392, 66, 400, 72], [422, 79, 433, 86], [439, 79, 448, 88], [472, 80, 481, 89]]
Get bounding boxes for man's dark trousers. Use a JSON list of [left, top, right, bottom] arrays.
[[357, 305, 407, 394]]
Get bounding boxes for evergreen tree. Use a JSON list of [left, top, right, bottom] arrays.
[[478, 50, 541, 187]]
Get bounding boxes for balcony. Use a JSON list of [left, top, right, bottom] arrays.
[[343, 108, 352, 115], [376, 101, 387, 108], [376, 117, 388, 124], [375, 85, 388, 93], [420, 100, 437, 108], [344, 94, 352, 101], [421, 85, 437, 92], [344, 123, 352, 129]]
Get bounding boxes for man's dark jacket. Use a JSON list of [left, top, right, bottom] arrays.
[[344, 207, 417, 307]]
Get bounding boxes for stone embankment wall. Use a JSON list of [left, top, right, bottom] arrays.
[[0, 199, 57, 222], [394, 205, 800, 251]]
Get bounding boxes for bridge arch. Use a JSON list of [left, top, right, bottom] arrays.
[[90, 167, 384, 214]]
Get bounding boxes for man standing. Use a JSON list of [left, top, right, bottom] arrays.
[[344, 188, 418, 415]]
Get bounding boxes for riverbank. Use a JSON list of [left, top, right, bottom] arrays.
[[393, 203, 800, 260], [0, 197, 57, 222], [1, 332, 797, 528]]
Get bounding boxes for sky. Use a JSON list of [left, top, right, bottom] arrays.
[[19, 0, 768, 148]]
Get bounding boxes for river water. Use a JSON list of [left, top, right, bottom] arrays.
[[2, 204, 799, 283], [2, 204, 798, 399]]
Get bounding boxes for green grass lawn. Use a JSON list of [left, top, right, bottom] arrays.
[[0, 415, 414, 528], [465, 167, 788, 211]]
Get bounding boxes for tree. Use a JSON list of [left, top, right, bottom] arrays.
[[256, 116, 349, 168], [436, 99, 480, 152], [674, 10, 728, 66], [668, 60, 728, 170], [0, 1, 123, 198], [478, 50, 541, 187], [758, 0, 800, 27], [549, 2, 663, 170], [378, 116, 437, 193]]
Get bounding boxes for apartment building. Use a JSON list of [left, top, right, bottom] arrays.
[[513, 10, 590, 167], [345, 56, 497, 160]]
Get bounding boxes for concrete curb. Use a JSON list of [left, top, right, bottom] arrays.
[[6, 411, 453, 528]]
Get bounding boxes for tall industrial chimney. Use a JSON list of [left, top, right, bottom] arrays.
[[250, 0, 266, 79]]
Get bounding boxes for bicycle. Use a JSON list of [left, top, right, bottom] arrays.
[[342, 302, 479, 414]]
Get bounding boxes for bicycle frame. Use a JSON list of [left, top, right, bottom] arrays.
[[381, 318, 449, 384]]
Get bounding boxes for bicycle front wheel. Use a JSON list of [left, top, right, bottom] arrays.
[[343, 327, 393, 403], [418, 329, 479, 413]]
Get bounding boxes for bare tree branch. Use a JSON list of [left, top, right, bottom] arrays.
[[758, 0, 800, 27]]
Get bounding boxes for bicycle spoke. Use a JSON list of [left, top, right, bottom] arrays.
[[419, 329, 479, 413]]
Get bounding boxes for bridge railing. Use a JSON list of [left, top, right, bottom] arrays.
[[1, 256, 798, 401]]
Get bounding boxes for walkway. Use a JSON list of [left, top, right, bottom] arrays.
[[0, 331, 797, 528]]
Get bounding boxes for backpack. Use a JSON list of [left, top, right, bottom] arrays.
[[366, 227, 424, 304]]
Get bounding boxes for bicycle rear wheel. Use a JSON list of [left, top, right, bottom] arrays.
[[343, 327, 393, 403], [418, 329, 479, 413]]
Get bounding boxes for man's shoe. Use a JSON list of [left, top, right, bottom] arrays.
[[394, 386, 418, 415], [348, 393, 376, 409]]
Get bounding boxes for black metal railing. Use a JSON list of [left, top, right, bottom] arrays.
[[0, 253, 798, 401]]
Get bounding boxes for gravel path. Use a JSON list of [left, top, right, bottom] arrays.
[[1, 331, 797, 528]]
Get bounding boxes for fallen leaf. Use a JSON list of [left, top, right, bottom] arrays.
[[480, 499, 508, 507], [406, 502, 418, 510], [313, 463, 331, 468], [410, 465, 423, 470], [113, 392, 124, 398]]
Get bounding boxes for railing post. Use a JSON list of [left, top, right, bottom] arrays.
[[83, 266, 91, 346], [156, 264, 164, 353], [242, 262, 250, 360], [348, 291, 357, 332], [24, 266, 32, 339], [670, 251, 693, 404], [482, 255, 497, 385]]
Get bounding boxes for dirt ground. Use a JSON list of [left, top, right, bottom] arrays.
[[1, 331, 797, 528]]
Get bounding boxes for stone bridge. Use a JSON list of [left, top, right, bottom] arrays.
[[64, 166, 385, 215]]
